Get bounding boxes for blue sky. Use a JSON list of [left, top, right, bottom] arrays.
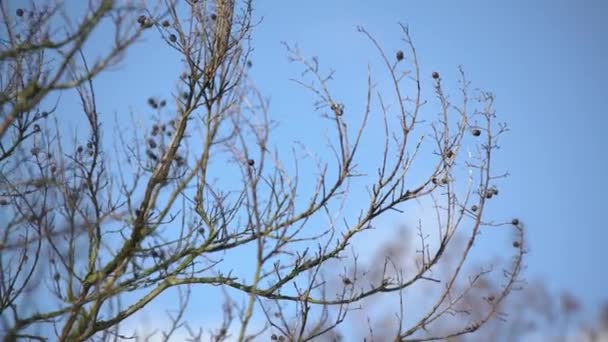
[[16, 0, 607, 338], [249, 0, 608, 307]]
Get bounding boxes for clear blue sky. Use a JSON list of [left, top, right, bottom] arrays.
[[31, 0, 608, 337]]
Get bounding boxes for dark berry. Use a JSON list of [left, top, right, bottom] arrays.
[[146, 149, 158, 161], [396, 50, 404, 61], [148, 98, 158, 109]]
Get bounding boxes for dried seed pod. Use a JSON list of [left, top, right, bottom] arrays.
[[175, 155, 185, 166], [142, 17, 154, 29], [146, 149, 158, 161], [147, 138, 157, 149], [148, 98, 158, 109], [330, 102, 344, 116], [396, 50, 404, 61]]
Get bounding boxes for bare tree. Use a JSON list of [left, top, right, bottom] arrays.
[[0, 1, 524, 341]]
